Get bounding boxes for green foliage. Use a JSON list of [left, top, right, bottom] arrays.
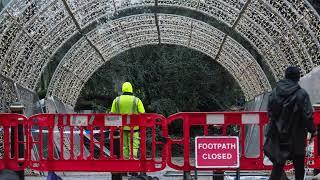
[[75, 44, 245, 116], [309, 0, 320, 13]]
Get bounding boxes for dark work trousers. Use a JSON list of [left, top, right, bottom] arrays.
[[270, 155, 305, 180]]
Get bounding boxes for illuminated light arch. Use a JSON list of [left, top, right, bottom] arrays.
[[47, 14, 271, 106], [0, 0, 319, 109]]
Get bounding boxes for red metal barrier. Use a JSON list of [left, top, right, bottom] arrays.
[[166, 111, 320, 171], [312, 111, 320, 168], [27, 113, 167, 172], [0, 113, 28, 171], [1, 111, 320, 173]]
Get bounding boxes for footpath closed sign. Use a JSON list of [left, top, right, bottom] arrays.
[[195, 136, 239, 168]]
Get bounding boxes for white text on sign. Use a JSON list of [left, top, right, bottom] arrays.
[[195, 136, 239, 168], [198, 143, 236, 150], [198, 143, 236, 160]]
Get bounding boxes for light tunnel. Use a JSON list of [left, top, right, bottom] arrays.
[[47, 14, 271, 106], [0, 0, 319, 110]]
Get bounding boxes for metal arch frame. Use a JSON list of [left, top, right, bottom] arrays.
[[0, 0, 320, 106], [57, 0, 320, 77], [0, 0, 78, 91], [47, 13, 271, 106], [47, 39, 104, 105], [0, 74, 18, 112], [236, 0, 318, 78], [0, 0, 318, 86]]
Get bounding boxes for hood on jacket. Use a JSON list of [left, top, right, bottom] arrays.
[[122, 82, 133, 93], [275, 79, 300, 97]]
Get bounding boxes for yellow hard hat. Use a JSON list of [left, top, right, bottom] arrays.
[[122, 82, 133, 93]]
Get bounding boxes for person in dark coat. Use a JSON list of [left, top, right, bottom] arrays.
[[264, 66, 316, 180]]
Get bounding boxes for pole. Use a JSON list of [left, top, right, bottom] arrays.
[[213, 171, 224, 180], [236, 168, 240, 180], [183, 171, 191, 180]]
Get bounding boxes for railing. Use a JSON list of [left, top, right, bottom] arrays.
[[0, 111, 319, 174]]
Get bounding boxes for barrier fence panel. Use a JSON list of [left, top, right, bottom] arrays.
[[166, 111, 320, 172], [27, 113, 167, 172], [312, 111, 320, 169], [1, 111, 320, 173], [0, 113, 28, 171]]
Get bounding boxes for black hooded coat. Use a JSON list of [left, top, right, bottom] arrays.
[[264, 79, 315, 164]]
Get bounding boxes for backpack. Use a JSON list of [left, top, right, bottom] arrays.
[[264, 88, 300, 163], [275, 89, 300, 148]]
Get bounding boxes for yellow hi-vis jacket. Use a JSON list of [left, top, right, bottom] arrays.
[[110, 94, 145, 130]]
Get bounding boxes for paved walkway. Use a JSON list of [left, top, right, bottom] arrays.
[[24, 170, 317, 180]]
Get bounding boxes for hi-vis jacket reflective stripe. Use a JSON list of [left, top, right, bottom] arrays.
[[111, 94, 145, 130]]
